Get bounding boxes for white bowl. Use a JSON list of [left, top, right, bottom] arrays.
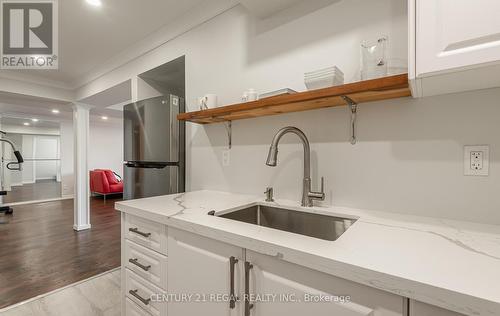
[[305, 76, 344, 90], [305, 72, 344, 80], [305, 66, 343, 76]]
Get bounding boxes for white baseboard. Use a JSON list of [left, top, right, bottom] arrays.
[[3, 196, 73, 206], [10, 182, 23, 187], [22, 181, 35, 184], [73, 224, 91, 231]]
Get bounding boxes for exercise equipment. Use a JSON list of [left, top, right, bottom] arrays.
[[0, 131, 24, 220]]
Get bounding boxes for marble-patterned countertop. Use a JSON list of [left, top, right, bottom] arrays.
[[115, 190, 500, 316]]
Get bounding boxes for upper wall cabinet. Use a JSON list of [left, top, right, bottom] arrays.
[[409, 0, 500, 97]]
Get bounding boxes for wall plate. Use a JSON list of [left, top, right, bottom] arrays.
[[464, 145, 489, 176]]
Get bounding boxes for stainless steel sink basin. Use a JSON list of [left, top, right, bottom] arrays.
[[215, 205, 357, 241]]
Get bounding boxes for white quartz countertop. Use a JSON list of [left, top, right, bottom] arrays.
[[115, 190, 500, 316]]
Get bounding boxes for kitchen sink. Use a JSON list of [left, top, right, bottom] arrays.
[[214, 204, 357, 241]]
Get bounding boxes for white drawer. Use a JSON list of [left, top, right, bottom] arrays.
[[126, 298, 153, 316], [125, 239, 167, 290], [125, 214, 167, 255], [125, 269, 167, 316]]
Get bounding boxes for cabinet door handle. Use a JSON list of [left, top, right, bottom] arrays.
[[129, 258, 151, 271], [229, 256, 238, 309], [129, 289, 151, 305], [129, 227, 151, 238], [244, 261, 254, 316]]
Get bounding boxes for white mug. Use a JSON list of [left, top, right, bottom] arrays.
[[242, 89, 258, 102], [199, 94, 217, 110]]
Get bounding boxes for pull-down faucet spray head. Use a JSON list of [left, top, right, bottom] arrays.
[[265, 145, 278, 167]]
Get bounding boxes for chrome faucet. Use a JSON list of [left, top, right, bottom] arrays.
[[266, 126, 325, 207]]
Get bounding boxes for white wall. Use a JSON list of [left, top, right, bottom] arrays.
[[88, 122, 124, 177], [34, 136, 59, 180], [170, 2, 500, 224], [75, 1, 500, 224], [60, 121, 74, 197], [60, 120, 123, 197]]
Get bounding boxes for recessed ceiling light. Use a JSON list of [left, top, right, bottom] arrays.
[[52, 109, 60, 114], [101, 116, 108, 120], [23, 122, 30, 126], [86, 0, 102, 7], [31, 118, 39, 122]]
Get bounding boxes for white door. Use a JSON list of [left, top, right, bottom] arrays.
[[245, 250, 404, 316], [167, 228, 244, 316], [416, 0, 500, 76]]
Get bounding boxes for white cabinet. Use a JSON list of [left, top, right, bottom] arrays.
[[120, 217, 463, 316], [167, 227, 244, 316], [125, 298, 153, 316], [245, 250, 405, 316], [125, 269, 166, 316], [410, 0, 500, 96], [124, 239, 167, 289], [124, 214, 168, 255], [409, 300, 465, 316]]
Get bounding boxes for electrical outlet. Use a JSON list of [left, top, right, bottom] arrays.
[[470, 151, 483, 170], [222, 150, 230, 166], [464, 145, 489, 176]]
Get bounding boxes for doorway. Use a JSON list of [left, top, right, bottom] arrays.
[[1, 117, 62, 204]]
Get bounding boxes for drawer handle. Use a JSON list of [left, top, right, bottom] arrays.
[[229, 256, 239, 309], [245, 261, 254, 316], [129, 227, 151, 238], [129, 289, 151, 305], [129, 258, 152, 271]]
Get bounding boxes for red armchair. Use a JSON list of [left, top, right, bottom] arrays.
[[90, 169, 123, 201]]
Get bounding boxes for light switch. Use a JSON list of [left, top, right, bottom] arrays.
[[464, 145, 489, 176]]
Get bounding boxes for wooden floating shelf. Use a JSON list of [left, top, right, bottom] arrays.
[[177, 74, 411, 124]]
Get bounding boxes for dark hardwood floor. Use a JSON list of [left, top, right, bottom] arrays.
[[3, 180, 62, 204], [0, 196, 121, 309]]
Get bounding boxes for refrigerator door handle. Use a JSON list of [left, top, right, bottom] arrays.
[[124, 161, 176, 169], [169, 95, 180, 162]]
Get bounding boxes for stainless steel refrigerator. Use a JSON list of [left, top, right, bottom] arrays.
[[123, 95, 185, 200]]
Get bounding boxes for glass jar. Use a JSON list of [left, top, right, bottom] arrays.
[[361, 36, 388, 80]]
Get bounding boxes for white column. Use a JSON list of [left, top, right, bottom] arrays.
[[73, 103, 92, 231]]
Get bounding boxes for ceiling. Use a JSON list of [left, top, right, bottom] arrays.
[[0, 91, 122, 125], [0, 0, 327, 118], [1, 116, 60, 129], [239, 0, 303, 18], [80, 80, 131, 107], [0, 0, 205, 87]]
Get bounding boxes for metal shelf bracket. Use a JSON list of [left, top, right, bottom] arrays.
[[224, 121, 232, 149], [341, 96, 358, 145]]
